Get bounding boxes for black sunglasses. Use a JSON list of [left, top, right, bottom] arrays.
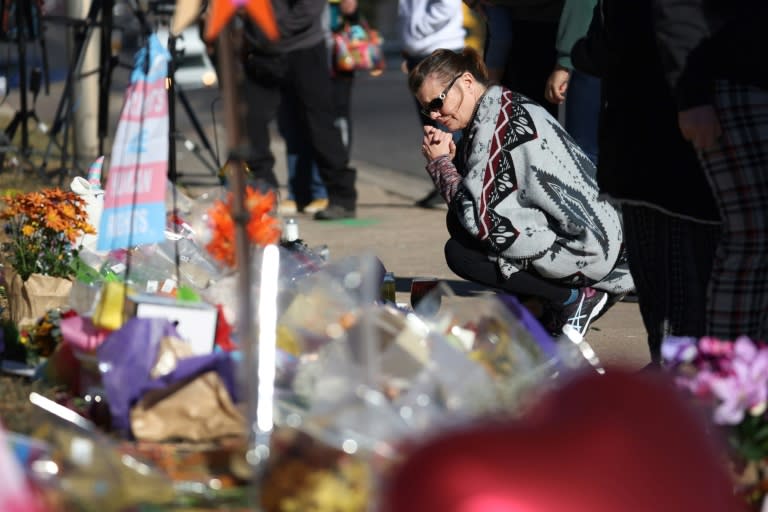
[[421, 74, 463, 117]]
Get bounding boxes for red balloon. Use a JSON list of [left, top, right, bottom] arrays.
[[381, 370, 746, 512]]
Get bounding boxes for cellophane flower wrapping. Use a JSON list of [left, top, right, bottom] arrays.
[[252, 253, 595, 511], [662, 335, 768, 510], [24, 393, 179, 512]]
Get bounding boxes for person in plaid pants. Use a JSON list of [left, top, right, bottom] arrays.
[[654, 0, 768, 341]]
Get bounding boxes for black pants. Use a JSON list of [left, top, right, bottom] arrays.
[[444, 211, 572, 305], [243, 41, 357, 209], [495, 19, 558, 118], [622, 205, 719, 362]]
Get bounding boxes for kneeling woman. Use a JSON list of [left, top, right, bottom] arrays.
[[409, 48, 634, 336]]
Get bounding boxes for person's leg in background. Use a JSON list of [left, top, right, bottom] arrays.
[[667, 216, 720, 338], [276, 91, 328, 214], [482, 5, 514, 84], [242, 54, 284, 190], [287, 42, 357, 218], [275, 71, 353, 216], [564, 69, 600, 163], [698, 81, 768, 341], [621, 205, 670, 364], [622, 204, 719, 364], [332, 71, 355, 159], [502, 19, 558, 118]]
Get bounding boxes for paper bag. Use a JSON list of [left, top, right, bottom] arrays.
[[130, 337, 244, 442], [5, 269, 72, 328]]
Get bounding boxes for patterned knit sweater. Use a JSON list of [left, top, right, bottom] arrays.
[[426, 86, 634, 294]]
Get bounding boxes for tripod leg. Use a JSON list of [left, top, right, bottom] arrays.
[[98, 0, 115, 156], [40, 1, 101, 173], [16, 8, 30, 156], [176, 86, 221, 172]]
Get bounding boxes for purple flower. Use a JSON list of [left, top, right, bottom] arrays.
[[706, 337, 768, 425], [661, 336, 699, 365]]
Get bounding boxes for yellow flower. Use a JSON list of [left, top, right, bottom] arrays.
[[21, 225, 35, 236]]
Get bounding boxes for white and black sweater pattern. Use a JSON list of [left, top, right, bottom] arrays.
[[426, 85, 634, 294]]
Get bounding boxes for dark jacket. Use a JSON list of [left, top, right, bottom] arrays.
[[571, 0, 719, 222], [243, 0, 327, 54], [653, 0, 768, 110]]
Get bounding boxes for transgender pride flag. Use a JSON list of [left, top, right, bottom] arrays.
[[98, 34, 170, 251]]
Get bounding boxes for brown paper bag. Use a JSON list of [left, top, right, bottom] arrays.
[[5, 269, 73, 327], [130, 337, 245, 442]]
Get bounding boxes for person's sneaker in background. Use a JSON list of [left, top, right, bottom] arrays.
[[314, 204, 356, 220], [303, 198, 329, 214], [415, 189, 444, 209], [278, 199, 298, 215]]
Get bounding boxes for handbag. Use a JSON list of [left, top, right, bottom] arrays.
[[332, 20, 386, 73]]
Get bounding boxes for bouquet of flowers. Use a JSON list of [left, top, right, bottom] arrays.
[[0, 188, 95, 327], [0, 188, 95, 281], [663, 335, 768, 509]]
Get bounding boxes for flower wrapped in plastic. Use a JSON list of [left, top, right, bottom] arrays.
[[199, 185, 282, 269], [253, 254, 600, 511], [662, 335, 768, 510]]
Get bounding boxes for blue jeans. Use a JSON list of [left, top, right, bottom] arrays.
[[564, 69, 601, 164], [483, 5, 514, 72]]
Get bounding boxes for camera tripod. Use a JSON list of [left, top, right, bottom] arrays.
[[37, 0, 119, 181], [0, 0, 49, 171], [39, 0, 221, 183]]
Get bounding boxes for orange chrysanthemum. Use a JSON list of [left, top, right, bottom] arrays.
[[0, 187, 97, 280], [205, 186, 281, 268]]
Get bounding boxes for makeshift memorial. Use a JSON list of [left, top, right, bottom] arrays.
[[663, 335, 768, 510], [254, 253, 597, 511], [0, 188, 95, 327]]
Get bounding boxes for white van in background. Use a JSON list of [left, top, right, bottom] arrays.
[[155, 26, 218, 90]]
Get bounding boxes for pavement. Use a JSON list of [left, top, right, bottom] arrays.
[[0, 65, 651, 372]]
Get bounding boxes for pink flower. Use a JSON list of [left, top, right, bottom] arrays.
[[706, 337, 768, 425]]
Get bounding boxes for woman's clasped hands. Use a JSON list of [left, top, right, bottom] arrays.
[[421, 126, 456, 163]]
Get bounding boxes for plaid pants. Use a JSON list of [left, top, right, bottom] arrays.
[[699, 81, 768, 341], [622, 205, 719, 362]]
